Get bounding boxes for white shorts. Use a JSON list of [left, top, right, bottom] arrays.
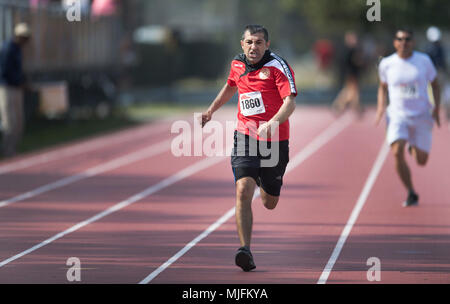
[[386, 112, 434, 153]]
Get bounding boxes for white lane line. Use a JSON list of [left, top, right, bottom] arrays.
[[139, 113, 354, 284], [0, 139, 172, 209], [0, 152, 229, 269], [0, 120, 172, 175], [317, 141, 390, 284]]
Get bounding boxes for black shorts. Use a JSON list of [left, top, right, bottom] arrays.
[[231, 131, 289, 197]]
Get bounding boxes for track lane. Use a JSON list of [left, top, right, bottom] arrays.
[[0, 120, 176, 201], [325, 120, 450, 283], [0, 111, 237, 207], [0, 109, 245, 263], [1, 107, 448, 284], [0, 117, 177, 175], [148, 110, 386, 284], [0, 107, 331, 283]]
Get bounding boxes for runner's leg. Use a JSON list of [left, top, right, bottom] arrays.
[[235, 177, 256, 247], [260, 189, 279, 210], [410, 146, 429, 166], [391, 140, 415, 192]]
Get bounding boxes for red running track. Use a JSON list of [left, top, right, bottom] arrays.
[[0, 106, 449, 284]]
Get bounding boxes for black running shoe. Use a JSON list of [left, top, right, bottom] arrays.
[[403, 191, 419, 207], [235, 247, 256, 272]]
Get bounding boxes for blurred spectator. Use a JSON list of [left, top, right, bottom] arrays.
[[0, 23, 32, 157], [313, 39, 334, 71], [91, 0, 117, 17], [426, 27, 450, 123], [331, 31, 365, 116], [425, 27, 447, 74]]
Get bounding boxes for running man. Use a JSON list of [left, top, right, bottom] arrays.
[[375, 28, 441, 207], [200, 25, 297, 271], [331, 31, 365, 116]]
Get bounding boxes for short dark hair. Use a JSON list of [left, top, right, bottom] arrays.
[[242, 25, 269, 42], [395, 28, 414, 38]]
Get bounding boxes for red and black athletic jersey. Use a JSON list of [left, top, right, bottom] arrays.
[[227, 50, 297, 141]]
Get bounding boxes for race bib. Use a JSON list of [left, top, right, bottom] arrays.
[[395, 83, 419, 99], [239, 91, 266, 116]]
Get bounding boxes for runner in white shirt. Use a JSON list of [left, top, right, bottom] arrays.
[[375, 28, 441, 207]]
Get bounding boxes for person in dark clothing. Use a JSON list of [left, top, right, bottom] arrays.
[[331, 31, 365, 116], [426, 27, 447, 74], [425, 26, 449, 123], [0, 23, 31, 157], [200, 25, 297, 272]]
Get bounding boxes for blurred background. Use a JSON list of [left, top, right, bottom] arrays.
[[0, 0, 449, 157]]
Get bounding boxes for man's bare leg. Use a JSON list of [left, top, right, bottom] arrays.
[[235, 177, 257, 271], [260, 188, 279, 210], [392, 140, 420, 206], [410, 146, 429, 166], [235, 177, 256, 247], [391, 140, 414, 192]]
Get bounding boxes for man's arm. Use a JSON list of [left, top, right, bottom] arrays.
[[257, 94, 296, 138], [375, 82, 388, 126], [431, 78, 441, 128], [200, 83, 237, 127]]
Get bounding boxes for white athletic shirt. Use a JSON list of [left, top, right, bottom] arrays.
[[379, 51, 437, 117]]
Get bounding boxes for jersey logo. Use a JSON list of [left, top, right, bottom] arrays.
[[259, 68, 270, 80], [234, 64, 244, 68]]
